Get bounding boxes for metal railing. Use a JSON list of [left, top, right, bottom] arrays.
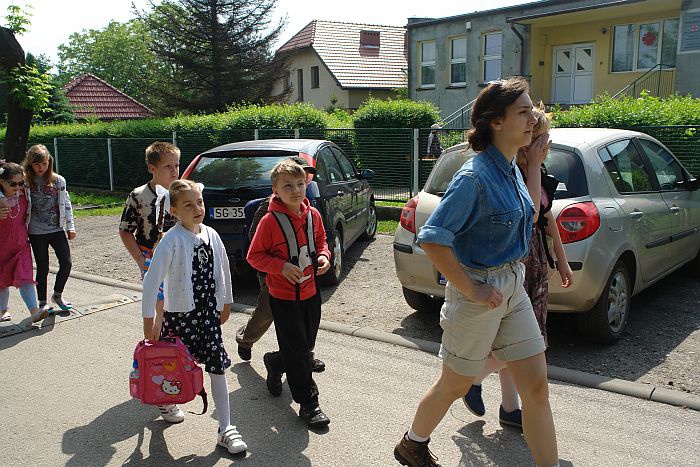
[[440, 98, 477, 129], [612, 64, 676, 99]]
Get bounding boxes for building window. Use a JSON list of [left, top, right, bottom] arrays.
[[483, 32, 502, 82], [297, 69, 304, 102], [311, 66, 319, 89], [360, 30, 380, 48], [450, 37, 467, 85], [612, 19, 679, 72], [419, 41, 435, 87]]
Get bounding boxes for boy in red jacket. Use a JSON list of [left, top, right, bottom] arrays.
[[246, 159, 332, 428]]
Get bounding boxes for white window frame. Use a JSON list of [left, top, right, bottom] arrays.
[[449, 36, 467, 86], [419, 40, 436, 88], [611, 17, 679, 73], [482, 31, 502, 82]]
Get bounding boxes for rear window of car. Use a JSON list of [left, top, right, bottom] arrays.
[[424, 146, 588, 199], [543, 148, 589, 198], [188, 154, 290, 190]]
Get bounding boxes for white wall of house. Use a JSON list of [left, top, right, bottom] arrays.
[[271, 48, 350, 109]]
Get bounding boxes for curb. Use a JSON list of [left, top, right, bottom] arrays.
[[230, 302, 700, 411], [55, 267, 700, 412]]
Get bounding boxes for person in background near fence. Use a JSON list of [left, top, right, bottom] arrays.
[[142, 179, 247, 454], [426, 123, 443, 158], [0, 161, 49, 323], [247, 160, 332, 428], [119, 141, 180, 323], [462, 102, 573, 431], [236, 156, 326, 373], [394, 77, 559, 467], [23, 145, 76, 313]]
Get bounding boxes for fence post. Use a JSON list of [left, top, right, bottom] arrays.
[[107, 138, 114, 192], [172, 131, 177, 146], [254, 129, 259, 140], [53, 138, 60, 173], [412, 129, 420, 197], [294, 129, 300, 139]]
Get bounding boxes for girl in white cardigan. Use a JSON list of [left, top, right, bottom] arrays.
[[142, 179, 247, 455]]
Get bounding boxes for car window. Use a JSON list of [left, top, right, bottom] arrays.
[[637, 139, 686, 191], [600, 140, 654, 193], [543, 148, 589, 198], [331, 147, 357, 181], [424, 145, 474, 195], [188, 155, 284, 190], [317, 147, 345, 184]]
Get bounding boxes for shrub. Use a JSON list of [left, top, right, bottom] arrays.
[[552, 92, 700, 128], [352, 98, 439, 128]]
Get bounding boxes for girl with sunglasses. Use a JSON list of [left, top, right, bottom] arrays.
[[0, 161, 48, 323], [23, 145, 76, 313]]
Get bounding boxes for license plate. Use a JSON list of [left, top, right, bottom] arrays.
[[438, 273, 447, 285], [210, 207, 245, 219]]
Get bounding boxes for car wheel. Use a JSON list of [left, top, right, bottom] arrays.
[[577, 260, 631, 344], [360, 202, 377, 240], [402, 287, 444, 313], [320, 229, 343, 286]]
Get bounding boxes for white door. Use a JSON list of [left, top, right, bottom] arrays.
[[552, 43, 595, 104]]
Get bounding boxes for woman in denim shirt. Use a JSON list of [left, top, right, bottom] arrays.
[[395, 78, 560, 467]]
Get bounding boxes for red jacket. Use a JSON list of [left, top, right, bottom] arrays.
[[246, 197, 330, 301]]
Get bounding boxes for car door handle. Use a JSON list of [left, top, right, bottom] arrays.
[[629, 211, 644, 219], [670, 206, 680, 214]]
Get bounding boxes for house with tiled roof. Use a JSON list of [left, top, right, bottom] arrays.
[[272, 21, 407, 110], [63, 74, 152, 120]]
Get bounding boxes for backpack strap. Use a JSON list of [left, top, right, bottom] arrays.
[[188, 388, 208, 415], [305, 210, 318, 275], [272, 211, 301, 301]]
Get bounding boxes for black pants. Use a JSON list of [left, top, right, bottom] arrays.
[[269, 293, 322, 407], [29, 231, 72, 302]]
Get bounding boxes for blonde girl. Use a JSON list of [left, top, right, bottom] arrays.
[[23, 145, 76, 312], [142, 180, 247, 454]]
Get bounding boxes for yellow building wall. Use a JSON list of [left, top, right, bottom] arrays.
[[529, 9, 679, 104]]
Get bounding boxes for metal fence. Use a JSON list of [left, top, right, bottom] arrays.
[[1, 125, 697, 201]]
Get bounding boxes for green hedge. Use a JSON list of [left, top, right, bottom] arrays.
[[0, 103, 329, 142], [352, 98, 440, 128], [553, 93, 700, 128]]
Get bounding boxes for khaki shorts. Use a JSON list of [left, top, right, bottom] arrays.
[[439, 261, 546, 376]]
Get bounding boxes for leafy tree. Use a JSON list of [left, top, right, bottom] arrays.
[[56, 19, 167, 113], [136, 0, 291, 114], [27, 54, 75, 124]]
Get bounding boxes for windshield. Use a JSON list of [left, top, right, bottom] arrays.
[[424, 145, 588, 199], [188, 154, 292, 190]]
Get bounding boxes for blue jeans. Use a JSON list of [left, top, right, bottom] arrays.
[[0, 283, 39, 311]]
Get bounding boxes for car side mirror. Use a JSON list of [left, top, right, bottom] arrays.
[[677, 178, 700, 191], [359, 169, 375, 180]]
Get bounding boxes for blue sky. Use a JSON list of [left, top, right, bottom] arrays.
[[9, 0, 531, 63]]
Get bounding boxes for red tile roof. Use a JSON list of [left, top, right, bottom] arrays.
[[63, 74, 153, 120], [277, 21, 407, 89]]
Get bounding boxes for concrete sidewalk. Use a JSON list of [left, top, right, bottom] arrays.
[[1, 276, 698, 466]]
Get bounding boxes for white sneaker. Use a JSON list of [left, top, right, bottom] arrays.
[[158, 404, 185, 423], [217, 425, 247, 454]]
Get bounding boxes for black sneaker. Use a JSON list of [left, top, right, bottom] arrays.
[[462, 384, 485, 417], [394, 432, 441, 466], [499, 405, 523, 430], [299, 404, 330, 428], [263, 353, 283, 397], [238, 345, 252, 361], [311, 358, 326, 373]]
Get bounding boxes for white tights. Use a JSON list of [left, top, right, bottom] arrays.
[[208, 372, 231, 430]]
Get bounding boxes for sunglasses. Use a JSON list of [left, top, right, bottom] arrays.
[[5, 180, 25, 187]]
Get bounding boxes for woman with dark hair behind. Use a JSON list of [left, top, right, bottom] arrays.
[[394, 78, 559, 467]]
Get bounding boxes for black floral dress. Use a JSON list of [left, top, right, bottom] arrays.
[[160, 237, 231, 374]]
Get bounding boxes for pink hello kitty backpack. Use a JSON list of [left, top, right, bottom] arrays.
[[129, 337, 207, 413]]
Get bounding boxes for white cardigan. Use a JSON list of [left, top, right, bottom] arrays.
[[142, 222, 233, 318]]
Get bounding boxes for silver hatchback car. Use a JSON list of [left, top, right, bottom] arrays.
[[393, 128, 700, 343]]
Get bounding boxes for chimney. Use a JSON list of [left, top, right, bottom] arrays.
[[360, 30, 380, 48]]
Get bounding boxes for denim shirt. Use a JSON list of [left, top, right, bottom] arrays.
[[417, 144, 534, 269]]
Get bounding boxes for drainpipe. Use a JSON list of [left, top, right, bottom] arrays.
[[509, 21, 526, 78]]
